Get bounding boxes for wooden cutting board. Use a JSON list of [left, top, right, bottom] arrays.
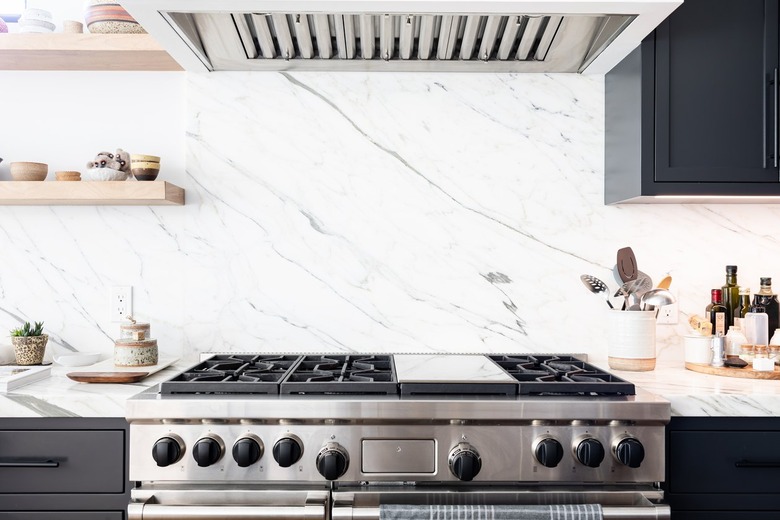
[[685, 362, 780, 380], [66, 356, 178, 383]]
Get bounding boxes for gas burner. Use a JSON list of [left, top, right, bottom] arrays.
[[488, 355, 635, 396], [160, 355, 301, 394], [280, 355, 397, 395]]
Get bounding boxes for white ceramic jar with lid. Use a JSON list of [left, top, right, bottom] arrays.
[[120, 315, 150, 339]]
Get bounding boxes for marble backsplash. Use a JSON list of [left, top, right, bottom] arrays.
[[3, 70, 780, 363]]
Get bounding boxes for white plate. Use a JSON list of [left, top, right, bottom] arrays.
[[54, 352, 102, 367]]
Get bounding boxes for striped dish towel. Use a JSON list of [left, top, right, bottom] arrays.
[[379, 504, 604, 520]]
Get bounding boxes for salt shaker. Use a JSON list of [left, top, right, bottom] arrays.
[[711, 334, 725, 367]]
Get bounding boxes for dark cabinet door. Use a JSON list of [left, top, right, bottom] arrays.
[[654, 0, 779, 183]]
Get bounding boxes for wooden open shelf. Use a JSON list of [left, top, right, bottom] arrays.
[[0, 33, 182, 71], [0, 181, 185, 205]]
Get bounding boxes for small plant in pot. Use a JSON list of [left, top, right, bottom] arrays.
[[10, 321, 47, 365]]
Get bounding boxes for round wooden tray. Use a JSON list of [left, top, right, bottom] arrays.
[[685, 362, 780, 380]]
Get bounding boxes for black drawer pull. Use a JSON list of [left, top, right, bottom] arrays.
[[735, 460, 780, 468], [0, 460, 59, 468]]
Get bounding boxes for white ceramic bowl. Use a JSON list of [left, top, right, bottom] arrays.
[[53, 352, 102, 367], [83, 168, 128, 181]]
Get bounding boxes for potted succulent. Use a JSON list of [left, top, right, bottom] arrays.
[[10, 321, 48, 365]]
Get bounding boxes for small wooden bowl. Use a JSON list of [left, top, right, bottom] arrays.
[[10, 162, 48, 181], [55, 171, 82, 181]]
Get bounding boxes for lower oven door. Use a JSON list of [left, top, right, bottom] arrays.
[[332, 487, 670, 520], [128, 485, 328, 520]]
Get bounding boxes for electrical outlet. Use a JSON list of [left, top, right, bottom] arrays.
[[110, 286, 132, 322], [657, 301, 679, 325]]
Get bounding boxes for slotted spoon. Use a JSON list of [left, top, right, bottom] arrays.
[[580, 274, 614, 309]]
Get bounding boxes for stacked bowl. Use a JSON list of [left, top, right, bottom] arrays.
[[55, 171, 82, 182], [18, 9, 55, 33], [10, 162, 48, 181], [85, 1, 146, 34], [130, 154, 160, 181]]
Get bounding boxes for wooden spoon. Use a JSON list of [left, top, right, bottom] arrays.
[[656, 275, 672, 290]]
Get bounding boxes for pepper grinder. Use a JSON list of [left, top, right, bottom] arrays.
[[711, 333, 725, 367]]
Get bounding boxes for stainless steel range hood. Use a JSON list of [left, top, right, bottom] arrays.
[[122, 1, 682, 73]]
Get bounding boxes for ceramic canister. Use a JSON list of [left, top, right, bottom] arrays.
[[114, 336, 158, 367], [120, 319, 151, 340]]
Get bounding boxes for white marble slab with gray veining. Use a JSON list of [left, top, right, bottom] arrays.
[[394, 354, 516, 383]]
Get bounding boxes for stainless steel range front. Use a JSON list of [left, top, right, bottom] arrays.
[[127, 354, 671, 519]]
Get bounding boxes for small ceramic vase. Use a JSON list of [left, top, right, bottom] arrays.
[[12, 335, 48, 365]]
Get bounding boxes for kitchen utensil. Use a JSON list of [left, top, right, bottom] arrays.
[[66, 355, 178, 383], [640, 288, 676, 317], [616, 247, 638, 282], [656, 275, 672, 289], [580, 274, 614, 309], [67, 371, 150, 383], [615, 274, 653, 310]]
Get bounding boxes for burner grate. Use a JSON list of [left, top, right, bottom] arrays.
[[280, 355, 398, 395], [160, 355, 301, 394], [489, 355, 635, 396]]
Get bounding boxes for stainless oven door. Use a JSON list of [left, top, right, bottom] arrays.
[[332, 486, 670, 520], [128, 485, 328, 519]]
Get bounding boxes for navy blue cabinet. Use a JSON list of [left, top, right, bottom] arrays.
[[606, 0, 780, 203], [665, 417, 780, 518]]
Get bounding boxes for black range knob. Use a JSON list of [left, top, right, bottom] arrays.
[[576, 438, 605, 468], [615, 437, 645, 468], [273, 437, 303, 468], [232, 437, 263, 467], [448, 443, 482, 481], [534, 437, 564, 468], [152, 436, 183, 467], [193, 437, 223, 467], [315, 443, 349, 481]]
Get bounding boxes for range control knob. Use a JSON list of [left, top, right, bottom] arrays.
[[232, 436, 264, 467], [448, 443, 482, 481], [614, 437, 645, 468], [273, 437, 303, 468], [534, 437, 564, 468], [315, 442, 349, 480], [152, 436, 183, 467], [575, 438, 605, 468], [192, 436, 223, 467]]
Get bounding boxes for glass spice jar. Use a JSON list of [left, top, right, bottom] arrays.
[[740, 344, 756, 364]]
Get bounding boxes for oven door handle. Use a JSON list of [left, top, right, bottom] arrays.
[[129, 503, 325, 520], [332, 504, 671, 520]]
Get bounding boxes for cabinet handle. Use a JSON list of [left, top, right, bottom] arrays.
[[775, 68, 779, 169], [735, 460, 780, 468], [0, 459, 59, 468]]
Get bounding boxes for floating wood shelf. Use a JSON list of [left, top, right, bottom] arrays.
[[0, 181, 185, 205], [0, 34, 182, 71]]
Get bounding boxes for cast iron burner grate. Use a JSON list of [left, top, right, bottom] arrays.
[[280, 355, 398, 395], [489, 355, 636, 396], [160, 355, 302, 395]]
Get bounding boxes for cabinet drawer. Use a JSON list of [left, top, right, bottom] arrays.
[[0, 513, 123, 519], [670, 430, 780, 494], [0, 430, 125, 494]]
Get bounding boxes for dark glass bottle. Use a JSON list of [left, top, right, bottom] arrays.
[[734, 288, 752, 328], [753, 278, 779, 342], [721, 265, 740, 329], [708, 289, 727, 336]]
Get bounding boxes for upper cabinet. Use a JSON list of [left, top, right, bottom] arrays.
[[0, 34, 182, 71], [605, 0, 780, 203]]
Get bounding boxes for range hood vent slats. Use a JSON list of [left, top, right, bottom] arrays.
[[185, 11, 637, 72]]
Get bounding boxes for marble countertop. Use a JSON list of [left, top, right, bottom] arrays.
[[1, 351, 779, 419]]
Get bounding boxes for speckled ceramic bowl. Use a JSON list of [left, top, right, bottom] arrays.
[[10, 162, 48, 181], [114, 337, 158, 367]]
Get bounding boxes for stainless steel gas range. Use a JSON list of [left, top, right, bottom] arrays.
[[126, 354, 671, 519]]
